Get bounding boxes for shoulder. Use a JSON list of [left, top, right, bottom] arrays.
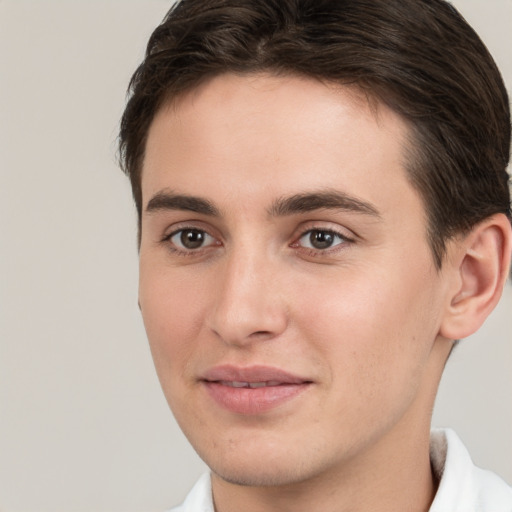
[[430, 428, 512, 512]]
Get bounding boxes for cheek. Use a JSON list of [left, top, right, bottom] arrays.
[[138, 265, 208, 384], [291, 265, 440, 401]]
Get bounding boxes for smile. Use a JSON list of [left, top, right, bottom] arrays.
[[201, 365, 312, 415]]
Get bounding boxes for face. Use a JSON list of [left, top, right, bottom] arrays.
[[139, 73, 452, 487]]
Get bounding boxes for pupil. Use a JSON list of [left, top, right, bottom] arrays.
[[310, 230, 334, 249], [181, 229, 204, 249]]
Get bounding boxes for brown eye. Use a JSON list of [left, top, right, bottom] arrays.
[[298, 229, 345, 250], [170, 229, 215, 250], [310, 231, 335, 249]]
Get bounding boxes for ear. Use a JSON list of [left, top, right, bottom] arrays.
[[440, 214, 512, 340]]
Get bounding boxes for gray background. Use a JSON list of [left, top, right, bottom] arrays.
[[0, 1, 510, 510]]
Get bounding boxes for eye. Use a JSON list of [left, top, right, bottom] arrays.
[[297, 229, 347, 250], [168, 228, 217, 251]]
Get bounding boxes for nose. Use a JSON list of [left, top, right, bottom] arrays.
[[206, 247, 288, 347]]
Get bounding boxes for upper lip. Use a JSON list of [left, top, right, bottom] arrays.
[[201, 365, 311, 384]]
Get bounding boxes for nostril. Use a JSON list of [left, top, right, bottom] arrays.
[[251, 330, 274, 338]]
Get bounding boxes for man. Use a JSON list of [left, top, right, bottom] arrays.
[[118, 0, 512, 510]]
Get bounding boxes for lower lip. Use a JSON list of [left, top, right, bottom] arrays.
[[203, 382, 310, 415]]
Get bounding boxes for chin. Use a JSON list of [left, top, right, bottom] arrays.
[[209, 459, 313, 488], [198, 439, 333, 489]]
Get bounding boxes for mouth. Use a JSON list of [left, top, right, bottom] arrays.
[[217, 380, 288, 388], [200, 365, 313, 415]]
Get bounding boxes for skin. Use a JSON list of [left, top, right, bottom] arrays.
[[137, 73, 508, 512]]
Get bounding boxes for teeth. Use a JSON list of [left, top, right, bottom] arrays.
[[219, 381, 281, 388], [248, 382, 267, 388], [231, 381, 249, 388]]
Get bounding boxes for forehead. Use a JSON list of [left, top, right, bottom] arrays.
[[152, 73, 395, 148], [142, 73, 422, 224]]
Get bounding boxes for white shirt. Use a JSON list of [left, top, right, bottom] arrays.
[[168, 429, 512, 512]]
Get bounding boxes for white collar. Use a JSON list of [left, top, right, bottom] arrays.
[[429, 428, 512, 511]]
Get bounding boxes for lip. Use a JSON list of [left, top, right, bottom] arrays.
[[200, 365, 312, 415]]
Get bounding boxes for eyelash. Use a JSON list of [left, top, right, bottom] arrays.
[[161, 226, 354, 257], [161, 226, 219, 257], [291, 228, 354, 256]]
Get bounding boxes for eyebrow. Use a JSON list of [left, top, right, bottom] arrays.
[[144, 189, 381, 219], [268, 190, 381, 218], [145, 191, 219, 216]]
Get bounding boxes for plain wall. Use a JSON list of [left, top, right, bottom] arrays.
[[0, 1, 510, 510]]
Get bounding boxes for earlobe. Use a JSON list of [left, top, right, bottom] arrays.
[[440, 214, 512, 341]]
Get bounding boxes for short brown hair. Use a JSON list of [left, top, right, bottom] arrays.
[[119, 0, 511, 266]]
